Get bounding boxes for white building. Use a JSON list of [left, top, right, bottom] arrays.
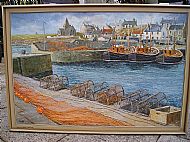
[[143, 24, 162, 42], [169, 25, 185, 44], [80, 22, 101, 39]]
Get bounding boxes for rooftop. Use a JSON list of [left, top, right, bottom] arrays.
[[144, 24, 161, 32], [169, 25, 184, 30]]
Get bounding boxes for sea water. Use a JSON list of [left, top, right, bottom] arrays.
[[12, 45, 31, 54]]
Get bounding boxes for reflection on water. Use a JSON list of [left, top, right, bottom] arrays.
[[53, 61, 185, 108]]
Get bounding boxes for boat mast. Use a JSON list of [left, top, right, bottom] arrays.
[[120, 33, 123, 46], [173, 18, 176, 51], [113, 28, 116, 47], [127, 24, 130, 47], [167, 27, 170, 50], [146, 24, 148, 49], [149, 23, 152, 50], [139, 24, 142, 48], [149, 16, 153, 51], [173, 29, 176, 51]]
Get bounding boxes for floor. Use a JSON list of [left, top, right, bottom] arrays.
[[0, 62, 190, 142]]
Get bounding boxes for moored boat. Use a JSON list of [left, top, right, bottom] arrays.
[[106, 44, 131, 61], [128, 46, 160, 63], [127, 23, 159, 63], [156, 49, 183, 64], [105, 24, 160, 63], [156, 26, 183, 64], [105, 24, 131, 61]]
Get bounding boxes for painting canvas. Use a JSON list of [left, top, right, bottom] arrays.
[[3, 5, 190, 134]]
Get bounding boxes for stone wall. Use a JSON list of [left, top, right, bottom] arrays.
[[13, 54, 52, 77], [52, 50, 105, 63]]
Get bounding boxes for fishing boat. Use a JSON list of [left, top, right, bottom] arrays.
[[105, 24, 160, 63], [106, 44, 131, 61], [156, 27, 183, 64], [128, 46, 160, 63], [104, 25, 131, 61], [156, 49, 183, 64], [128, 24, 160, 63]]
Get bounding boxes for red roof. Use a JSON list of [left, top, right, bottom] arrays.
[[102, 29, 113, 34], [132, 29, 143, 34]]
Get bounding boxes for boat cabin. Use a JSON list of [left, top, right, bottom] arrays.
[[110, 45, 126, 54]]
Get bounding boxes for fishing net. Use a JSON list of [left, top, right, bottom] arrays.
[[14, 80, 131, 126]]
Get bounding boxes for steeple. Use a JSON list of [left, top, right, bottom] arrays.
[[63, 18, 70, 28]]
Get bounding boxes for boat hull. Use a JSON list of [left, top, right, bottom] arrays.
[[105, 47, 160, 63], [156, 49, 183, 64], [106, 52, 159, 63], [156, 55, 183, 64], [106, 52, 129, 61], [128, 53, 159, 63]]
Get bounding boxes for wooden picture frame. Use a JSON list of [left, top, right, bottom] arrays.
[[3, 4, 190, 134]]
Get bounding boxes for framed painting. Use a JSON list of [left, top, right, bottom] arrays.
[[3, 4, 190, 134]]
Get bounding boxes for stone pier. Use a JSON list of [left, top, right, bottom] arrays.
[[13, 54, 52, 78]]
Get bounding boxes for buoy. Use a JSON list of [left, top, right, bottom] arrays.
[[23, 97, 30, 103], [15, 92, 19, 96], [20, 95, 24, 100], [16, 93, 21, 98], [37, 106, 44, 114]]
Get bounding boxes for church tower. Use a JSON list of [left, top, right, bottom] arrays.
[[63, 18, 70, 29]]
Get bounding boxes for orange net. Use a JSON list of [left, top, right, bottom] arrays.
[[14, 81, 131, 126], [66, 46, 92, 51]]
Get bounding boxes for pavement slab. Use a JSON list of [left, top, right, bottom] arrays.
[[157, 135, 190, 142], [58, 134, 160, 142]]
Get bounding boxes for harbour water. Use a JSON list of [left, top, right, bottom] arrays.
[[53, 61, 185, 108], [12, 45, 185, 108], [12, 45, 31, 54]]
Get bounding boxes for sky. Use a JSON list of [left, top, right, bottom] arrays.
[[11, 12, 187, 35]]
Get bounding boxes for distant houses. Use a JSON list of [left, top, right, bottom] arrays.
[[160, 18, 174, 41], [80, 22, 101, 39], [56, 17, 186, 45], [101, 25, 114, 39], [160, 18, 186, 44], [122, 19, 137, 28]]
